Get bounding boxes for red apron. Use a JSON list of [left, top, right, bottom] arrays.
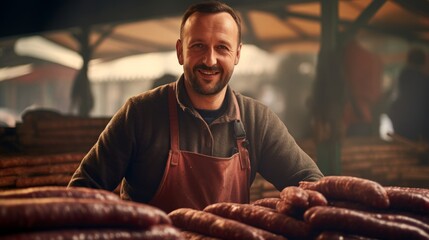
[[149, 84, 250, 213]]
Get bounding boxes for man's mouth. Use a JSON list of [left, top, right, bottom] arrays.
[[198, 69, 219, 75], [196, 65, 220, 76]]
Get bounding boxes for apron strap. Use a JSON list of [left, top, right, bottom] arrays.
[[232, 94, 250, 170], [168, 84, 180, 165]]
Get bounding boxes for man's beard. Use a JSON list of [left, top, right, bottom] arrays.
[[186, 64, 232, 96]]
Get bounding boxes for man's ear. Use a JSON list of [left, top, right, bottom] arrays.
[[235, 43, 242, 65], [176, 39, 184, 65]]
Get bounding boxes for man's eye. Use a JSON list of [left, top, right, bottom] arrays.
[[191, 44, 204, 49], [217, 45, 229, 51]]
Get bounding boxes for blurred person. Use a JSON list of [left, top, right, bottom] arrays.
[[388, 47, 429, 141], [341, 40, 383, 137], [69, 0, 323, 213]]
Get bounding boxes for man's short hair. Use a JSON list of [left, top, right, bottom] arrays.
[[180, 1, 242, 43]]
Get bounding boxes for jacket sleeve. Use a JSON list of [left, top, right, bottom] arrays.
[[254, 106, 323, 190], [68, 98, 137, 191]]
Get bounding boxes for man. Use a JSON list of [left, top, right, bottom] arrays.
[[68, 0, 323, 213]]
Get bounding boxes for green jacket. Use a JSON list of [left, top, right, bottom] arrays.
[[69, 75, 323, 202]]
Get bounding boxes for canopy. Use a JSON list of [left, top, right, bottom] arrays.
[[1, 0, 429, 69]]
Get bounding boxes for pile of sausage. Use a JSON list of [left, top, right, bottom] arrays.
[[0, 186, 184, 239], [1, 176, 428, 240], [169, 176, 429, 240]]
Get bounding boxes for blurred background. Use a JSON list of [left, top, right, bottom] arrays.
[[0, 0, 428, 190]]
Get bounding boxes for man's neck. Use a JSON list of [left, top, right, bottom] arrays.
[[185, 85, 227, 110]]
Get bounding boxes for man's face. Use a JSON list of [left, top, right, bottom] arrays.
[[176, 12, 241, 96]]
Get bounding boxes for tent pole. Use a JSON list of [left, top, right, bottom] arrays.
[[313, 0, 342, 176]]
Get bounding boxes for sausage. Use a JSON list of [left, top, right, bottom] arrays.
[[0, 162, 79, 177], [306, 190, 328, 207], [0, 153, 85, 168], [279, 186, 309, 209], [386, 187, 429, 214], [390, 211, 429, 225], [385, 186, 429, 197], [0, 175, 16, 187], [204, 202, 311, 239], [181, 231, 222, 240], [304, 206, 429, 240], [299, 176, 390, 209], [328, 200, 374, 212], [369, 213, 429, 234], [276, 199, 303, 218], [316, 231, 376, 240], [169, 208, 268, 240], [1, 225, 184, 240], [0, 198, 170, 233], [251, 198, 281, 210], [329, 200, 429, 230], [276, 188, 327, 217], [0, 186, 120, 201], [15, 174, 72, 188]]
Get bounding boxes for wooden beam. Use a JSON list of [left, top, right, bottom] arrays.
[[340, 0, 387, 44]]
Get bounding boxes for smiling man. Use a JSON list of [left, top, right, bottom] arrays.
[[178, 9, 240, 108], [68, 0, 323, 213]]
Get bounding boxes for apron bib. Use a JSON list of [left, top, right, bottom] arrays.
[[149, 83, 250, 213]]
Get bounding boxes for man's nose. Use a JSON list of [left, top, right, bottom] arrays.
[[202, 48, 217, 67]]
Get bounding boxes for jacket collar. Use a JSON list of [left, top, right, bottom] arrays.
[[174, 74, 239, 122]]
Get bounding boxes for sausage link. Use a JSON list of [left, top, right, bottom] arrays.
[[305, 190, 328, 207], [1, 225, 184, 240], [304, 206, 429, 240], [204, 202, 311, 239], [251, 198, 281, 210], [328, 200, 373, 212], [276, 188, 327, 218], [316, 231, 376, 240], [299, 176, 389, 209], [181, 231, 222, 240], [385, 186, 429, 197], [169, 208, 267, 240], [280, 186, 309, 209], [15, 174, 71, 188], [386, 187, 429, 214], [0, 186, 120, 201], [276, 199, 303, 218], [329, 200, 429, 229], [391, 211, 429, 225], [0, 198, 170, 233], [369, 213, 429, 234]]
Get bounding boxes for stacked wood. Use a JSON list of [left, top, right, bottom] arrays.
[[0, 186, 184, 239], [170, 176, 429, 240], [15, 109, 110, 154], [0, 153, 85, 189], [341, 137, 429, 188], [295, 137, 429, 189]]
